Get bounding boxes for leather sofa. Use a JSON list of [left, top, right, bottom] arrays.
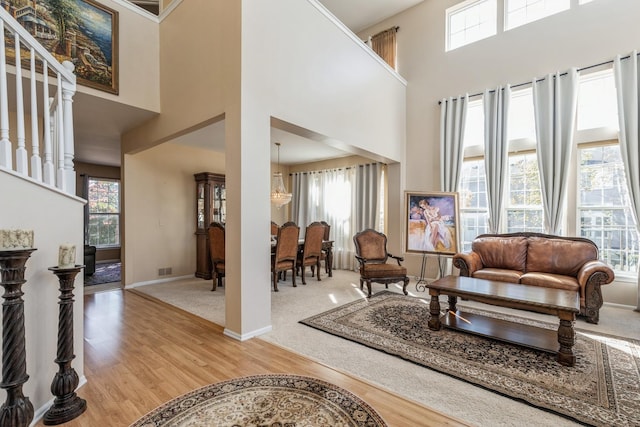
[[452, 233, 615, 324]]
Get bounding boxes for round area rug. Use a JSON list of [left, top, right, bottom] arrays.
[[130, 374, 387, 427]]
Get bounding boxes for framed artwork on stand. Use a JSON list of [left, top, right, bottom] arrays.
[[405, 191, 460, 288]]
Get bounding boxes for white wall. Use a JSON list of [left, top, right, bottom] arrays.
[[360, 0, 640, 304], [0, 170, 84, 419]]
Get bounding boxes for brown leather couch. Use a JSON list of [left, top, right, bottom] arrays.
[[452, 233, 615, 324]]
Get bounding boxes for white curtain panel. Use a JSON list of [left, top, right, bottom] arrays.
[[483, 86, 511, 233], [613, 51, 640, 311], [291, 172, 312, 227], [291, 164, 381, 271], [533, 69, 579, 235], [440, 95, 468, 192]]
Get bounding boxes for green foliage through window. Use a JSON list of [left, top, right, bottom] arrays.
[[87, 178, 120, 248]]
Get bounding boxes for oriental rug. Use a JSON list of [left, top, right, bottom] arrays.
[[84, 262, 120, 286], [130, 374, 387, 427], [300, 291, 640, 427]]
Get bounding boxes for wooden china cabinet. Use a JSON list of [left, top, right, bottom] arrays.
[[194, 172, 226, 279]]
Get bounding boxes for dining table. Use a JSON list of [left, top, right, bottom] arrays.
[[271, 237, 334, 277]]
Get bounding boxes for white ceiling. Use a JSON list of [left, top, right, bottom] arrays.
[[75, 0, 423, 166]]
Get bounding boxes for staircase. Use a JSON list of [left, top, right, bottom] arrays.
[[0, 6, 76, 194]]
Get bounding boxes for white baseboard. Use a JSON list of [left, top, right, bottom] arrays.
[[224, 325, 273, 341], [126, 274, 195, 289]]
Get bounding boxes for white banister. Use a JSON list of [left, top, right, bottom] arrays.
[[15, 33, 28, 175], [56, 73, 65, 192], [43, 64, 54, 186], [30, 48, 42, 182], [0, 6, 76, 194], [0, 20, 10, 169]]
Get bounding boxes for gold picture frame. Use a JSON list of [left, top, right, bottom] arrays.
[[405, 191, 459, 255], [6, 0, 119, 94]]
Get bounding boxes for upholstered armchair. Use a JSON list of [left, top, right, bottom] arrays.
[[297, 222, 324, 284], [353, 229, 409, 297], [208, 222, 225, 291], [272, 222, 300, 291]]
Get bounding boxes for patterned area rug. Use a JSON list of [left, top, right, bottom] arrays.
[[300, 291, 640, 427], [84, 262, 120, 286], [130, 374, 387, 427]]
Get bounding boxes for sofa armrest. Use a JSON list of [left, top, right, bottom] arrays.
[[577, 260, 615, 288], [452, 252, 482, 277]]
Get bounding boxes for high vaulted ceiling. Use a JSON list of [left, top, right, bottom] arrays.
[[75, 1, 423, 166]]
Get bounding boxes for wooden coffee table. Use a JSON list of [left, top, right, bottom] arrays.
[[426, 276, 580, 366]]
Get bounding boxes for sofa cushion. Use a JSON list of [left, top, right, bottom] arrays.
[[526, 237, 597, 276], [473, 268, 523, 283], [472, 236, 527, 272], [520, 272, 579, 292]]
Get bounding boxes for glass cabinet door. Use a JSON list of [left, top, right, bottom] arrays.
[[197, 182, 206, 229]]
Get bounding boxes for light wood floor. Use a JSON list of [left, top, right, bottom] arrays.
[[36, 289, 470, 427]]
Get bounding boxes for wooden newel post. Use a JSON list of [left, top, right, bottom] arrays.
[[44, 265, 86, 425], [0, 249, 36, 427]]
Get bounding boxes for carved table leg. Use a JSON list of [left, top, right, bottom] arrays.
[[0, 249, 36, 427], [557, 310, 576, 367], [44, 266, 86, 425], [448, 295, 457, 312], [428, 290, 442, 330]]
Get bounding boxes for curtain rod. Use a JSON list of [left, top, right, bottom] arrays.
[[437, 52, 636, 105], [289, 162, 384, 176]]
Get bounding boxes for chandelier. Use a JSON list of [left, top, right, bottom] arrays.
[[270, 142, 292, 208]]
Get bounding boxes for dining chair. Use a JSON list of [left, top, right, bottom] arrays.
[[270, 221, 279, 236], [353, 228, 409, 297], [296, 222, 325, 285], [320, 221, 331, 274], [271, 222, 300, 291], [208, 222, 225, 291]]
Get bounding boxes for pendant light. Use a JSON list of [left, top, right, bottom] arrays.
[[270, 142, 292, 208]]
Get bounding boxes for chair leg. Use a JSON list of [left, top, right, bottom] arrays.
[[218, 274, 223, 289], [291, 267, 297, 287], [211, 272, 217, 291], [316, 260, 321, 281], [366, 280, 372, 297], [402, 277, 409, 295], [301, 266, 307, 285], [272, 271, 279, 292]]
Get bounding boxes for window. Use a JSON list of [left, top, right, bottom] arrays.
[[454, 68, 639, 276], [576, 70, 618, 132], [578, 146, 638, 274], [459, 159, 489, 251], [87, 178, 120, 248], [505, 0, 570, 31], [446, 0, 497, 51], [506, 153, 543, 233]]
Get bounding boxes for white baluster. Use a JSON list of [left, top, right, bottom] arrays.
[[14, 33, 28, 175], [61, 61, 76, 194], [42, 62, 54, 185], [30, 48, 42, 182], [56, 73, 65, 191], [0, 20, 11, 169]]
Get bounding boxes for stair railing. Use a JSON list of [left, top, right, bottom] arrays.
[[0, 6, 76, 194]]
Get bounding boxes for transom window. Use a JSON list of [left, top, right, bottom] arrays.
[[505, 0, 570, 31], [87, 178, 121, 248], [446, 0, 497, 51]]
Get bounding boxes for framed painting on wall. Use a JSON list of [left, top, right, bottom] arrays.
[[6, 0, 119, 94], [405, 191, 459, 255]]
